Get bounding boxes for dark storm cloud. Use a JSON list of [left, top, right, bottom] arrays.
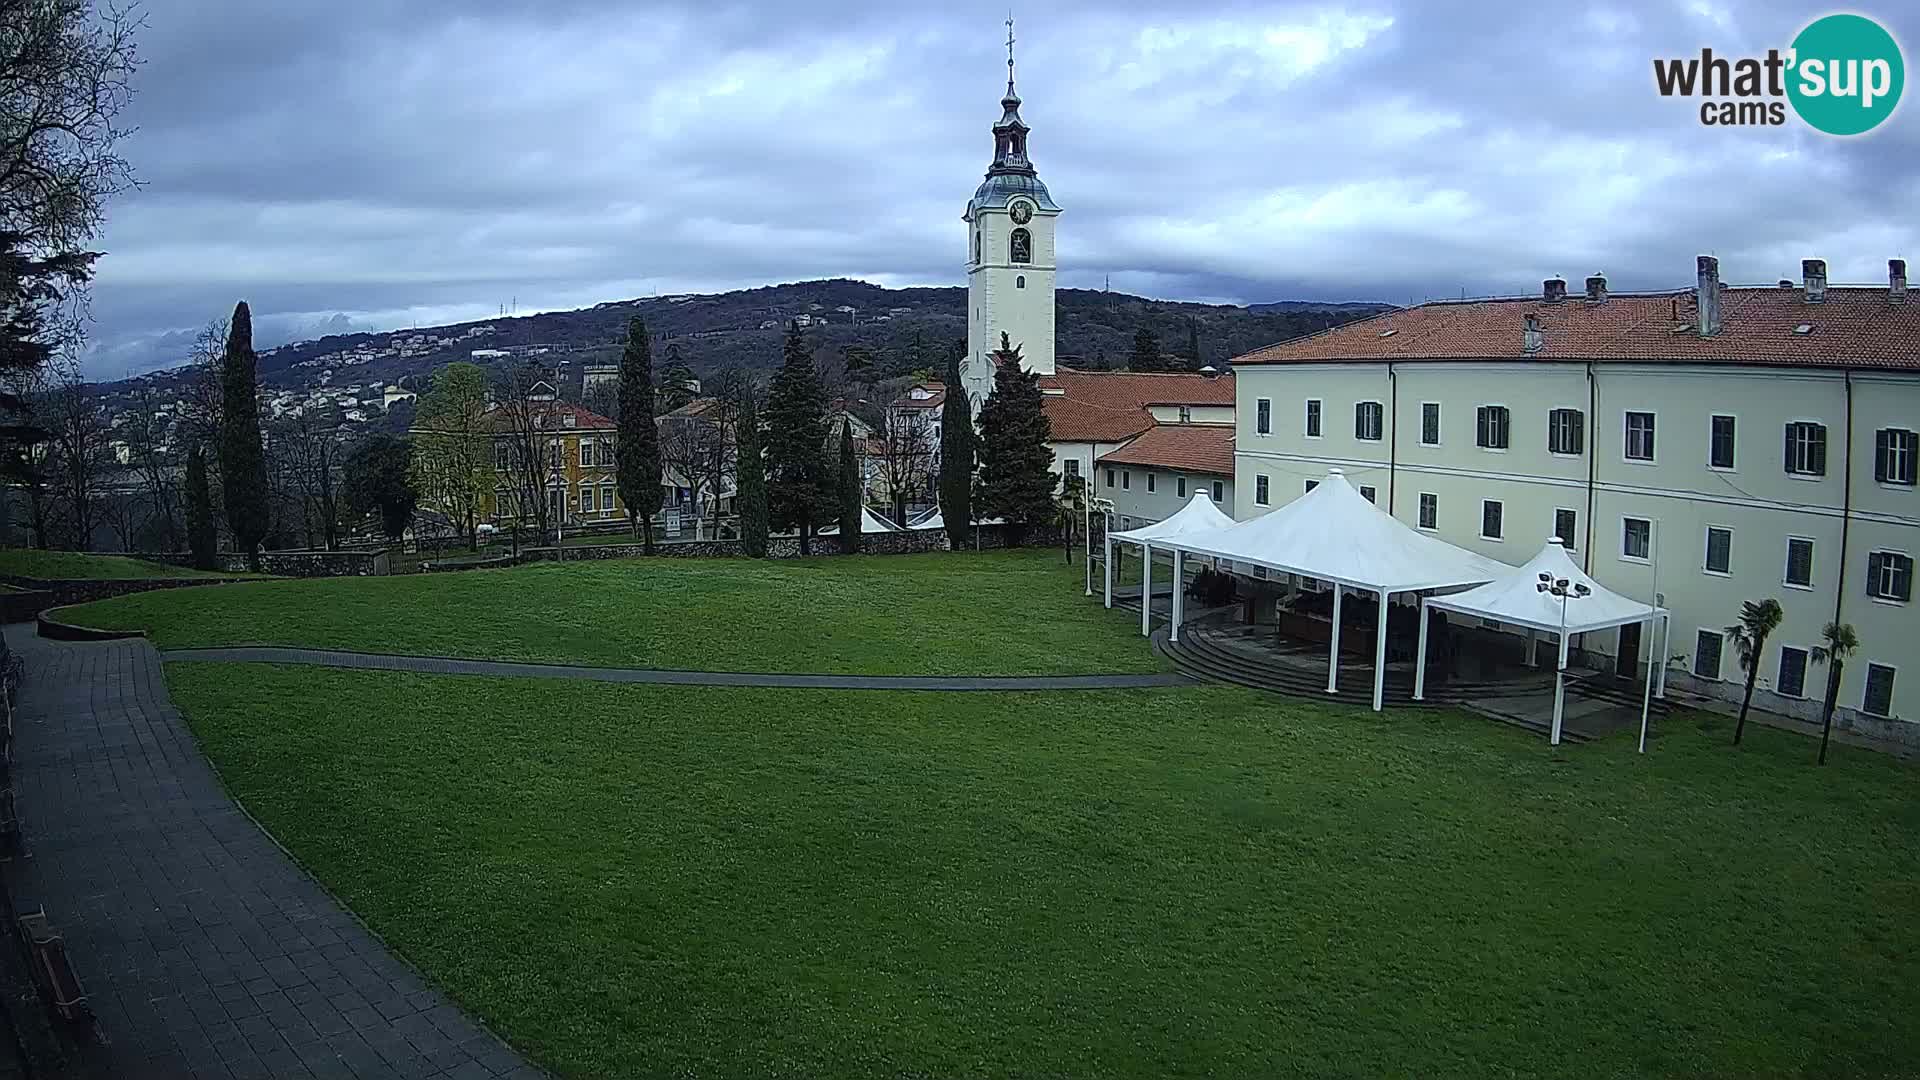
[[84, 0, 1920, 376]]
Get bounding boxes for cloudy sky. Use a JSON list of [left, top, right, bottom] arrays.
[[83, 0, 1920, 378]]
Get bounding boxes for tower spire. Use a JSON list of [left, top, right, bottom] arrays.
[[989, 15, 1032, 177], [1006, 14, 1016, 97]]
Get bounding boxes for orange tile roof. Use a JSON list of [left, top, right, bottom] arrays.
[[1233, 285, 1920, 370], [889, 382, 947, 410], [1096, 423, 1235, 475], [1039, 369, 1235, 443]]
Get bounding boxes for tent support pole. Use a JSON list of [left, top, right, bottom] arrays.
[[1653, 614, 1668, 698], [1550, 629, 1570, 746], [1139, 542, 1152, 636], [1326, 585, 1343, 693], [1413, 598, 1430, 701], [1102, 532, 1113, 609], [1170, 549, 1185, 643], [1525, 627, 1537, 668], [1372, 587, 1389, 712]]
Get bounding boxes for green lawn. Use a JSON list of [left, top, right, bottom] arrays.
[[64, 550, 1159, 675], [167, 663, 1919, 1079], [0, 548, 241, 580]]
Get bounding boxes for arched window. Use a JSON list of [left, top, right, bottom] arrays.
[[973, 230, 981, 264], [1010, 227, 1031, 264], [1016, 275, 1026, 289]]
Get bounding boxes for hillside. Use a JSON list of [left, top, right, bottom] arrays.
[[98, 280, 1390, 404]]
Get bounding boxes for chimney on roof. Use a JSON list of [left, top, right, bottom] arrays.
[[1778, 279, 1794, 289], [1522, 313, 1544, 354], [1584, 274, 1608, 303], [1543, 276, 1567, 303], [1891, 258, 1908, 303], [1695, 255, 1721, 337], [1802, 258, 1827, 303]]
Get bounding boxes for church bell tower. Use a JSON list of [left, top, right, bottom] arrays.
[[962, 18, 1059, 415]]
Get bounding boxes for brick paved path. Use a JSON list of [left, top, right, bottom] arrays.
[[162, 646, 1193, 691], [1, 626, 541, 1080]]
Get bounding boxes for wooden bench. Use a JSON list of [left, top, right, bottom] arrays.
[[16, 908, 89, 1023]]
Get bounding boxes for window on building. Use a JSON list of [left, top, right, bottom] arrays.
[[1177, 406, 1191, 423], [579, 441, 595, 468], [1624, 411, 1656, 461], [1255, 475, 1270, 505], [1481, 499, 1503, 540], [1876, 427, 1918, 485], [580, 486, 596, 513], [1418, 493, 1438, 530], [1211, 480, 1224, 502], [1476, 405, 1510, 450], [1256, 398, 1271, 435], [1705, 526, 1732, 575], [1146, 472, 1156, 493], [600, 485, 615, 513], [1548, 408, 1584, 456], [1777, 646, 1809, 698], [1121, 470, 1130, 490], [1355, 401, 1384, 441], [494, 442, 510, 470], [1555, 508, 1577, 549], [1105, 468, 1114, 487], [1176, 476, 1186, 497], [1421, 402, 1440, 446], [549, 441, 563, 467], [972, 230, 981, 263], [1785, 421, 1827, 476], [1010, 227, 1031, 264], [1867, 551, 1913, 602], [1694, 629, 1724, 681], [1360, 485, 1377, 504], [1862, 663, 1897, 718], [1304, 399, 1322, 438], [1709, 415, 1737, 469], [1064, 459, 1080, 478], [1785, 537, 1815, 588], [1623, 516, 1652, 561], [1016, 275, 1026, 289]]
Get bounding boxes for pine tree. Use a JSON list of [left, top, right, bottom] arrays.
[[217, 302, 270, 570], [185, 442, 218, 570], [975, 333, 1056, 547], [1128, 326, 1165, 372], [765, 322, 832, 555], [617, 316, 664, 553], [736, 391, 769, 557], [937, 346, 974, 553], [837, 418, 862, 555]]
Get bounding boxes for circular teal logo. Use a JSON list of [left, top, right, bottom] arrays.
[[1787, 14, 1904, 135]]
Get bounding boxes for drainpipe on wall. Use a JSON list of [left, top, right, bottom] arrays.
[[1834, 369, 1854, 630], [1583, 361, 1597, 573], [1386, 362, 1398, 515]]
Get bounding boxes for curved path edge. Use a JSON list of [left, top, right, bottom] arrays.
[[161, 646, 1195, 691]]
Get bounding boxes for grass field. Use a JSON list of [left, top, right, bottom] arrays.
[[167, 662, 1920, 1079], [66, 550, 1159, 675], [0, 548, 242, 580]]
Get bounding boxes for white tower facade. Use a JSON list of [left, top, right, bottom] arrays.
[[961, 23, 1059, 415]]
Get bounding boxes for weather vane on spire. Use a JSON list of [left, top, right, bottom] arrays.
[[1005, 14, 1016, 92]]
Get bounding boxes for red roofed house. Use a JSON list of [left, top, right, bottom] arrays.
[[1227, 255, 1919, 736], [1034, 368, 1238, 530]]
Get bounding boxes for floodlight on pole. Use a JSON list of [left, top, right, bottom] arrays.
[[1535, 571, 1590, 746]]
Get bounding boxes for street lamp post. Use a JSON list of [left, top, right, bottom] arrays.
[[1536, 572, 1591, 746], [1091, 496, 1116, 607]]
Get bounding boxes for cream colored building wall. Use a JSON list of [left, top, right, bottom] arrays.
[[1147, 404, 1234, 424], [966, 202, 1058, 408], [1234, 360, 1919, 727]]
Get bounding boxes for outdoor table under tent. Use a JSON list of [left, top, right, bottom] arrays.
[[1103, 490, 1237, 636], [1153, 469, 1510, 713], [1415, 538, 1669, 748]]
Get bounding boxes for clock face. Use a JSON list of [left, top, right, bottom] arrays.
[[1009, 201, 1033, 225]]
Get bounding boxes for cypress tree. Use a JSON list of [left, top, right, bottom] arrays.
[[617, 316, 664, 553], [1185, 316, 1202, 368], [736, 391, 769, 557], [217, 302, 270, 570], [765, 322, 831, 555], [1128, 326, 1165, 372], [185, 442, 218, 570], [975, 333, 1056, 547], [837, 418, 862, 555], [937, 345, 974, 553]]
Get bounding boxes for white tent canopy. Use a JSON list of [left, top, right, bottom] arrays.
[[1104, 492, 1238, 625], [1415, 538, 1669, 745], [820, 506, 903, 535], [1155, 470, 1507, 711]]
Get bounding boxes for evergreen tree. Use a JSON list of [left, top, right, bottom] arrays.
[[617, 316, 664, 552], [837, 417, 862, 555], [660, 342, 698, 413], [342, 434, 418, 542], [975, 333, 1056, 547], [1185, 316, 1203, 368], [217, 302, 270, 570], [185, 443, 217, 570], [937, 346, 974, 552], [736, 391, 769, 557], [765, 322, 832, 555], [1128, 326, 1165, 372]]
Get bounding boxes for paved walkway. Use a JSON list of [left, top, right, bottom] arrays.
[[162, 647, 1193, 691], [2, 626, 541, 1080]]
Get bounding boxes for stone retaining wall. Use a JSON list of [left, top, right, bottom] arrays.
[[128, 549, 391, 577], [0, 575, 241, 617], [515, 523, 1066, 564]]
